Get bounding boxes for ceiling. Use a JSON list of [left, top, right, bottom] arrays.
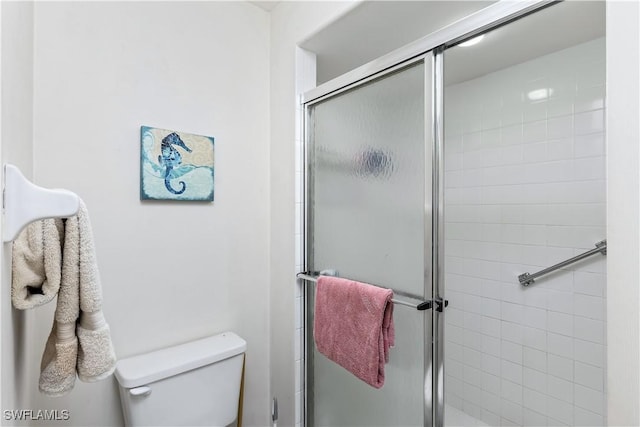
[[300, 0, 605, 86], [248, 1, 280, 12], [300, 1, 496, 84]]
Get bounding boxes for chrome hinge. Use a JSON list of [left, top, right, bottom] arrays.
[[272, 397, 278, 423]]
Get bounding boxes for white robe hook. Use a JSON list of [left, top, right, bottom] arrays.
[[2, 164, 80, 242]]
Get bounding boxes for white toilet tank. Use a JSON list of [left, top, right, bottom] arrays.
[[115, 332, 247, 427]]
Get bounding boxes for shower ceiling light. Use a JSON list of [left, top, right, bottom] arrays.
[[527, 88, 554, 101], [459, 34, 485, 47]]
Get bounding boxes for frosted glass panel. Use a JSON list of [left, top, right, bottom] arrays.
[[308, 61, 428, 426], [310, 61, 426, 296]]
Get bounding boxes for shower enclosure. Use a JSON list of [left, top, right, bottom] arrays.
[[300, 1, 606, 426]]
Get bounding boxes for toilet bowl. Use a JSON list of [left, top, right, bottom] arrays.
[[115, 332, 246, 427]]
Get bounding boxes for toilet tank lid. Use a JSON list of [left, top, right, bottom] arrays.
[[115, 332, 247, 388]]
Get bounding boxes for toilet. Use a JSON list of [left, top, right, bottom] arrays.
[[115, 332, 247, 427]]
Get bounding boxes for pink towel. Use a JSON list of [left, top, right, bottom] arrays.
[[313, 276, 395, 388]]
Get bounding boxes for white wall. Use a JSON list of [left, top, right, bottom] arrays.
[[26, 2, 270, 425], [1, 1, 35, 421], [444, 38, 607, 427], [606, 1, 640, 425]]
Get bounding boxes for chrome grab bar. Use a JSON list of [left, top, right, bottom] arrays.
[[296, 272, 445, 311], [519, 240, 607, 286]]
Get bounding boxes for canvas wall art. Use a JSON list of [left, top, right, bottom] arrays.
[[140, 126, 215, 201]]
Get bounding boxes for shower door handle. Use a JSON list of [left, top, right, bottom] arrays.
[[416, 298, 448, 311], [434, 298, 448, 312]]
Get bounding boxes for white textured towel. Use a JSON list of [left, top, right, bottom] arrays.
[[12, 199, 116, 397]]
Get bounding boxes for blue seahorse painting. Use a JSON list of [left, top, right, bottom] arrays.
[[158, 132, 192, 194], [140, 126, 215, 201]]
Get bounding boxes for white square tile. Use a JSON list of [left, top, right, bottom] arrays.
[[523, 326, 547, 352], [574, 156, 605, 181], [547, 354, 573, 381], [483, 372, 501, 395], [524, 408, 548, 427], [483, 391, 502, 415], [501, 360, 523, 384], [501, 340, 523, 364], [294, 328, 302, 361], [546, 375, 573, 403], [502, 302, 524, 324], [295, 360, 301, 392], [574, 109, 604, 135], [483, 280, 503, 300], [576, 62, 605, 90], [546, 289, 574, 314], [500, 244, 524, 264], [523, 225, 547, 245], [464, 382, 484, 407], [524, 306, 547, 330], [482, 354, 502, 376], [523, 286, 547, 309], [501, 379, 523, 405], [573, 271, 605, 298], [546, 397, 573, 426], [573, 316, 605, 344], [482, 297, 502, 319], [463, 168, 484, 187], [547, 116, 573, 139], [574, 361, 604, 391], [547, 137, 573, 161], [482, 128, 501, 148], [524, 367, 547, 393], [547, 311, 573, 337], [574, 384, 605, 415], [481, 334, 500, 356], [447, 359, 465, 381], [523, 388, 547, 415], [547, 333, 573, 359], [482, 410, 501, 427], [464, 365, 484, 388], [464, 312, 484, 333], [502, 283, 525, 305], [523, 142, 548, 164], [574, 340, 605, 368], [523, 120, 547, 143], [502, 321, 523, 345], [501, 399, 524, 425], [573, 406, 604, 426], [524, 100, 547, 123], [463, 329, 484, 351], [295, 296, 302, 329], [574, 132, 604, 158], [539, 270, 573, 294], [574, 294, 604, 320], [464, 348, 483, 370], [523, 347, 547, 372], [547, 96, 574, 118], [295, 391, 302, 424], [447, 375, 464, 398]]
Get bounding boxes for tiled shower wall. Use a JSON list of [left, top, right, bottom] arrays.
[[294, 47, 317, 427], [444, 38, 606, 426]]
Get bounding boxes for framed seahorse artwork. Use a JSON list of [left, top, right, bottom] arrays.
[[140, 126, 215, 201]]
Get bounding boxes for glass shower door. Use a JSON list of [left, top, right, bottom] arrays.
[[305, 58, 432, 426], [442, 2, 607, 426]]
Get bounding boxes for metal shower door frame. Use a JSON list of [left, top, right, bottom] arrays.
[[300, 2, 555, 426]]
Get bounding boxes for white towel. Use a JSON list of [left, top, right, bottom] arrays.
[[12, 199, 116, 396]]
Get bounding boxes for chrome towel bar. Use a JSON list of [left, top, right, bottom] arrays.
[[519, 240, 607, 286], [296, 271, 446, 311]]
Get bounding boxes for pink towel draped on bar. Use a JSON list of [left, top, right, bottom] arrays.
[[313, 275, 395, 389]]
